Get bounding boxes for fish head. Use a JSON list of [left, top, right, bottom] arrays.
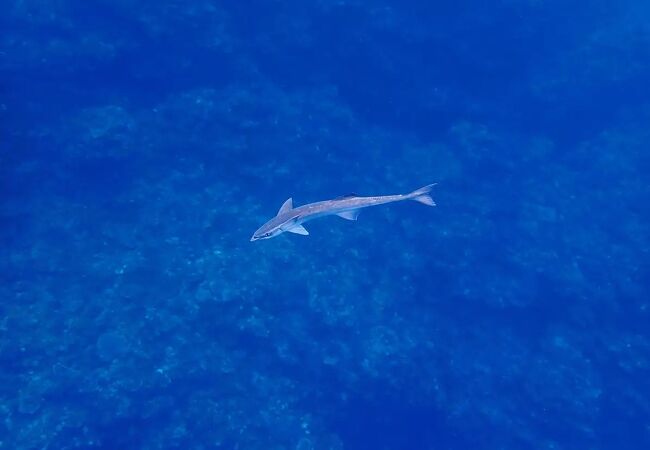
[[250, 217, 286, 242]]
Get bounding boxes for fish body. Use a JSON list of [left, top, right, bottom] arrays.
[[251, 183, 436, 241]]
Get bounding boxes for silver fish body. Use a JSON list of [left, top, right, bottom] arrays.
[[251, 184, 436, 241]]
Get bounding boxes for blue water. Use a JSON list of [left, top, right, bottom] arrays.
[[2, 1, 649, 449]]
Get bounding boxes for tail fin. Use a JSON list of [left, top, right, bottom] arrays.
[[408, 183, 436, 206]]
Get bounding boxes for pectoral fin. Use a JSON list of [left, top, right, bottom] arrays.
[[287, 224, 309, 235], [337, 210, 360, 221]]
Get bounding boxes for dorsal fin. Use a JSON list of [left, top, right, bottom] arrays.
[[277, 198, 293, 215], [335, 193, 359, 200]]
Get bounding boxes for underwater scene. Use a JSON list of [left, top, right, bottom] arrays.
[[2, 0, 649, 449]]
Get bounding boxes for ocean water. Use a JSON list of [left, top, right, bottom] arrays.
[[2, 1, 649, 449]]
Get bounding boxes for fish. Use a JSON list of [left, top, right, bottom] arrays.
[[250, 183, 436, 241]]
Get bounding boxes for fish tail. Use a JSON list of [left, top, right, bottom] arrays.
[[408, 183, 436, 206]]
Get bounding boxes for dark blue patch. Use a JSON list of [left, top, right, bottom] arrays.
[[2, 0, 649, 448]]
